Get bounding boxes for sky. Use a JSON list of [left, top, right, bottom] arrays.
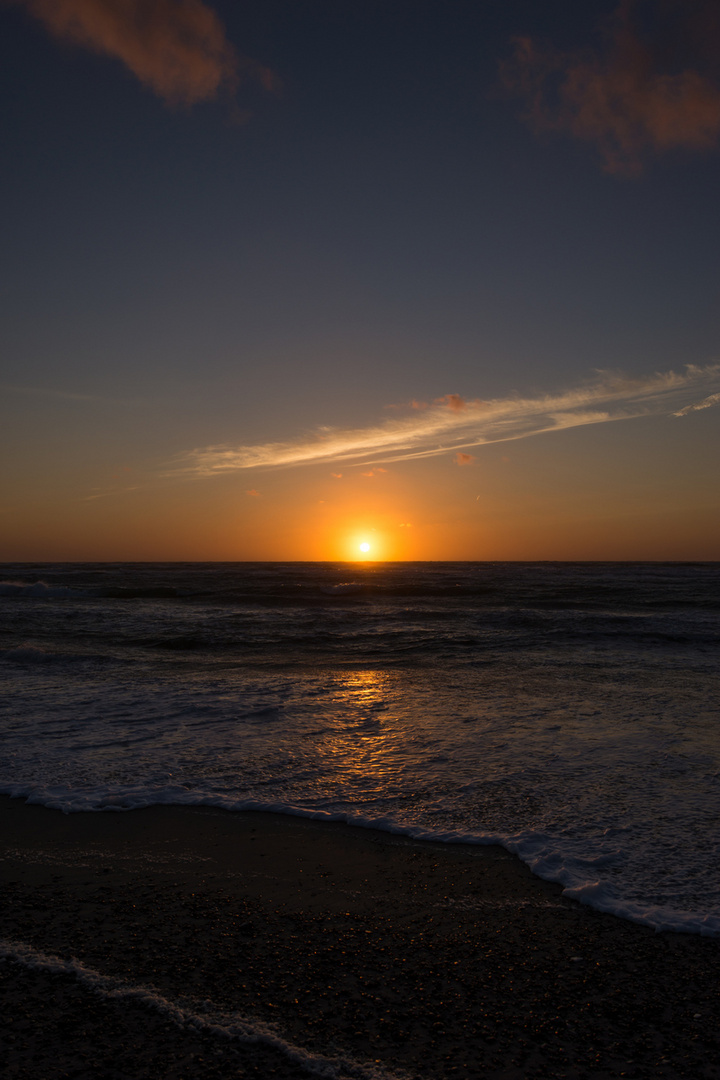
[[1, 0, 719, 561]]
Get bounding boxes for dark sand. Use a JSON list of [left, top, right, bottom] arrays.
[[1, 797, 719, 1079]]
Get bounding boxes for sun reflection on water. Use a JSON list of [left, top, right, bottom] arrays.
[[323, 670, 404, 787]]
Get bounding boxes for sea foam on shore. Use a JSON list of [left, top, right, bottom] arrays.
[[2, 799, 720, 1080]]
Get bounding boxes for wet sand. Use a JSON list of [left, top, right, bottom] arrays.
[[1, 796, 719, 1079]]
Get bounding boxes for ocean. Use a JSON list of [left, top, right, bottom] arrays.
[[1, 561, 719, 935]]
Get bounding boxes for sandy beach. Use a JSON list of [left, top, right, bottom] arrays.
[[1, 796, 719, 1080]]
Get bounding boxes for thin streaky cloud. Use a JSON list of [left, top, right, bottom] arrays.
[[167, 364, 720, 477], [4, 383, 98, 402], [3, 384, 143, 405], [363, 410, 619, 467], [82, 486, 140, 501], [675, 391, 720, 415]]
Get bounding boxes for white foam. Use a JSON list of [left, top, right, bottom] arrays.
[[3, 786, 719, 936], [0, 939, 409, 1080]]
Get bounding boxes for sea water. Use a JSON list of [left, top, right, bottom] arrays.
[[1, 562, 719, 935]]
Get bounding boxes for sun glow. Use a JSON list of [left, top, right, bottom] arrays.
[[343, 532, 385, 560], [332, 523, 398, 561]]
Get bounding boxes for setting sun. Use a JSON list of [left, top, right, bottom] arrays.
[[359, 542, 371, 553]]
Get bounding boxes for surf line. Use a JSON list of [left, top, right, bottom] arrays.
[[0, 939, 409, 1080]]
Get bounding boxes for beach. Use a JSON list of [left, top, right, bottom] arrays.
[[4, 0, 720, 1066], [1, 797, 719, 1079]]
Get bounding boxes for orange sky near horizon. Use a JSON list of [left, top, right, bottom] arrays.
[[3, 409, 719, 562]]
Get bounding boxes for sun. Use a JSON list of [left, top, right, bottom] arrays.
[[340, 531, 386, 560]]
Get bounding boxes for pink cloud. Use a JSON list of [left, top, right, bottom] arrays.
[[12, 0, 278, 106], [436, 393, 467, 412], [501, 0, 720, 174], [455, 452, 475, 466]]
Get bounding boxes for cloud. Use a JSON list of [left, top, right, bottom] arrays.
[[455, 452, 475, 465], [501, 0, 720, 174], [5, 383, 97, 402], [331, 472, 343, 479], [10, 0, 277, 106], [166, 362, 720, 477], [246, 488, 260, 497], [403, 394, 468, 413], [2, 382, 143, 405], [82, 485, 139, 500], [675, 391, 720, 415], [437, 393, 467, 412]]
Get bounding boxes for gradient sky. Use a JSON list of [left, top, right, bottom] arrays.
[[2, 0, 719, 560]]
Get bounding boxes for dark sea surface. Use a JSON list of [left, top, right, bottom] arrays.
[[2, 561, 719, 933]]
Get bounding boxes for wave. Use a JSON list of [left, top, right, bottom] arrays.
[[0, 644, 115, 665], [3, 787, 718, 937], [320, 582, 365, 596], [3, 563, 719, 612], [0, 581, 83, 599], [96, 586, 180, 599], [0, 940, 405, 1080], [0, 579, 180, 601]]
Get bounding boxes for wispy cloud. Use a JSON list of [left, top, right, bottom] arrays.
[[167, 363, 720, 477], [2, 383, 143, 405], [82, 486, 139, 501], [675, 391, 720, 415], [9, 0, 278, 106], [501, 0, 720, 174]]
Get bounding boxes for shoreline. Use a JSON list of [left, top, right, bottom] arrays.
[[2, 789, 716, 937], [2, 797, 720, 1079]]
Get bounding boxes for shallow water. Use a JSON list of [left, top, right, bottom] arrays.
[[2, 561, 719, 933]]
